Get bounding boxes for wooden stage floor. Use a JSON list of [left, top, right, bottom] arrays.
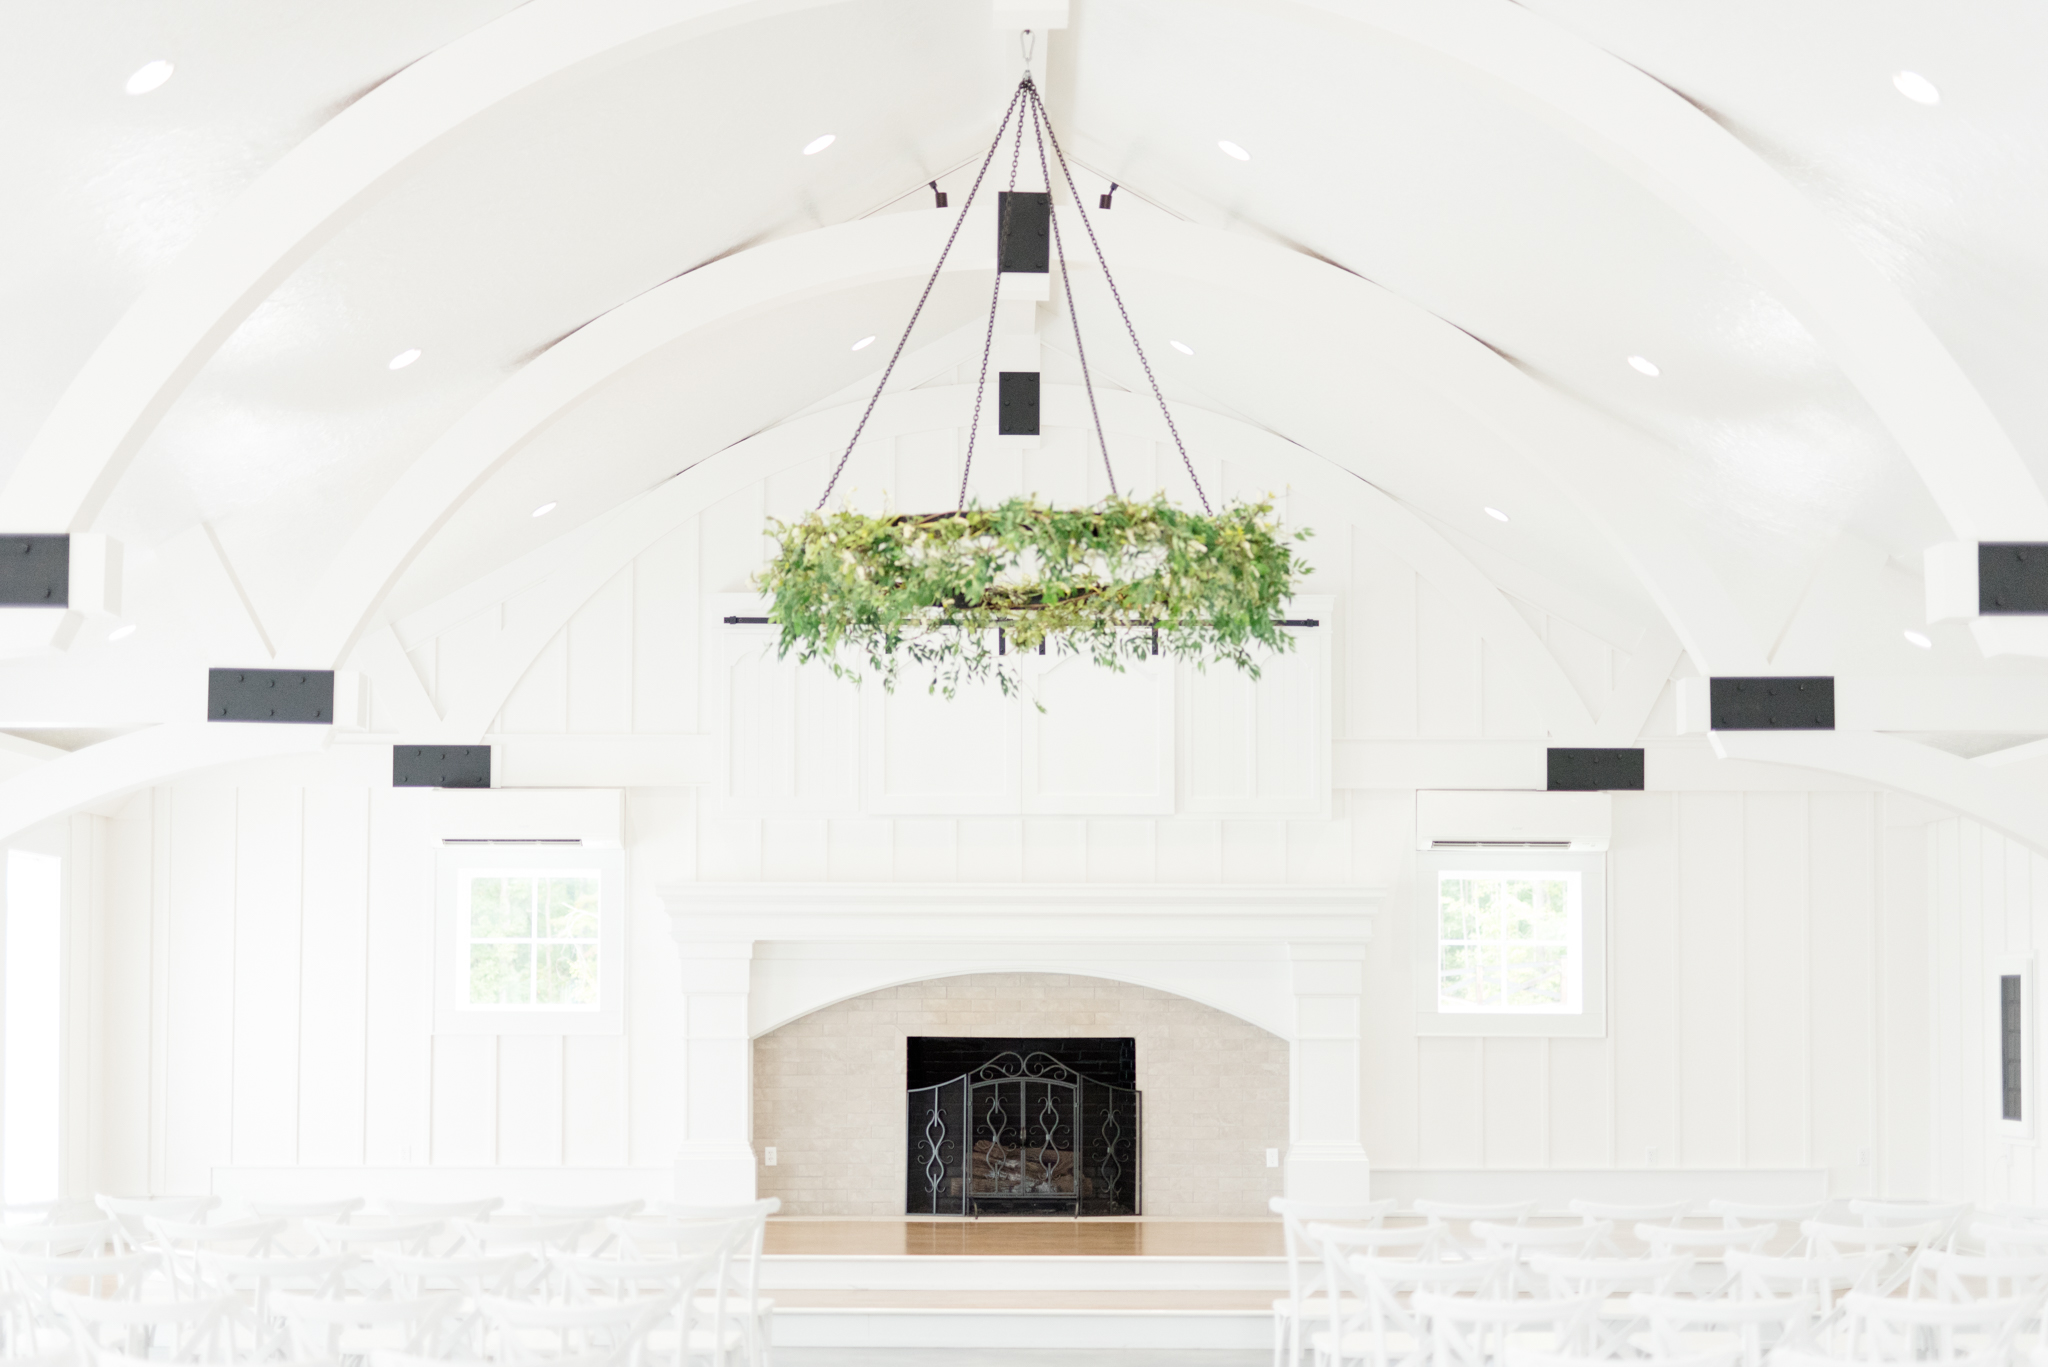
[[763, 1218, 1285, 1258]]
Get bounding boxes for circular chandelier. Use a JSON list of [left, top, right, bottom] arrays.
[[759, 76, 1312, 700]]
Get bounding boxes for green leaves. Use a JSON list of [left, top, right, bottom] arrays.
[[756, 494, 1312, 699]]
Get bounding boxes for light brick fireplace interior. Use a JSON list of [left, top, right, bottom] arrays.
[[752, 971, 1289, 1216]]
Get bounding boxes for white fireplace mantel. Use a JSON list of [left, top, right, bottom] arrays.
[[659, 881, 1384, 1207]]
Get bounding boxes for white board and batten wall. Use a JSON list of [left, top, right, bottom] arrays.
[[51, 428, 1956, 1206]]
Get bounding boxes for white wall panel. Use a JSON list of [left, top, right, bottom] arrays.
[[1612, 793, 1679, 1171], [1678, 793, 1744, 1166], [298, 787, 368, 1168], [1742, 793, 1808, 1167], [496, 1035, 563, 1168], [230, 788, 302, 1167], [568, 570, 634, 734]]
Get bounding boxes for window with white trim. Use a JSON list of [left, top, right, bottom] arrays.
[[435, 845, 624, 1036], [1415, 849, 1606, 1038], [459, 869, 601, 1009], [1435, 869, 1582, 1014]]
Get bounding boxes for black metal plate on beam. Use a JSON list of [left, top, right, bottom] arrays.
[[207, 668, 335, 723], [1709, 676, 1834, 730], [0, 535, 68, 607], [997, 191, 1050, 273], [1547, 747, 1645, 791], [1979, 543, 2048, 613], [999, 372, 1041, 435], [393, 745, 490, 789]]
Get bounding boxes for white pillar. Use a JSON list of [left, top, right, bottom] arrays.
[[1284, 939, 1372, 1201], [673, 939, 757, 1202]]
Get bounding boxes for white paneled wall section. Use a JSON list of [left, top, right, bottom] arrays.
[[73, 426, 1942, 1200]]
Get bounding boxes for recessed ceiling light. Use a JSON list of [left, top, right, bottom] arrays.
[[1169, 340, 1195, 355], [387, 348, 421, 370], [125, 60, 174, 95], [851, 335, 876, 351], [1217, 140, 1250, 161], [107, 623, 137, 641], [1627, 355, 1660, 377], [1904, 628, 1933, 649], [1893, 71, 1941, 106], [531, 502, 557, 519], [803, 134, 836, 156], [1484, 507, 1510, 523]]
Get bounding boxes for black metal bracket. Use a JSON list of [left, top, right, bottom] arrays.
[[1099, 183, 1117, 210], [929, 180, 948, 209]]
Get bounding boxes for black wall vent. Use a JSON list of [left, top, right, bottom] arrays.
[[0, 535, 68, 607], [1979, 543, 2048, 614], [996, 191, 1051, 273], [999, 372, 1041, 435], [1709, 677, 1834, 731], [208, 668, 335, 723], [1547, 747, 1645, 791], [394, 745, 491, 789], [2003, 974, 2024, 1122]]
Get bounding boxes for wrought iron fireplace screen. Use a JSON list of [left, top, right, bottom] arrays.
[[906, 1049, 1141, 1216]]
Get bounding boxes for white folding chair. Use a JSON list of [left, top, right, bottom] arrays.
[[1849, 1199, 1974, 1252], [1413, 1201, 1537, 1258], [477, 1295, 671, 1367], [1804, 1220, 1943, 1294], [58, 1289, 235, 1365], [246, 1199, 365, 1254], [368, 1252, 536, 1353], [617, 1202, 778, 1367], [1415, 1290, 1603, 1367], [1726, 1248, 1885, 1338], [550, 1252, 730, 1367], [0, 1220, 115, 1257], [1569, 1201, 1693, 1256], [8, 1250, 159, 1328], [1315, 1253, 1508, 1367], [1633, 1292, 1820, 1367], [1472, 1220, 1607, 1275], [146, 1216, 285, 1300], [306, 1220, 444, 1259], [195, 1251, 352, 1358], [1843, 1289, 2042, 1365], [1272, 1198, 1400, 1367], [272, 1291, 462, 1362], [95, 1196, 218, 1255]]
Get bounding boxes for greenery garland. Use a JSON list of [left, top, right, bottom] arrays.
[[757, 494, 1311, 699]]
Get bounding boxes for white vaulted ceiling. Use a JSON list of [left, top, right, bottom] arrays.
[[7, 0, 2048, 814]]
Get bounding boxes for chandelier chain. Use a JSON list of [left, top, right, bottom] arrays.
[[956, 108, 1026, 510], [1025, 92, 1118, 499], [1024, 80, 1211, 513], [814, 84, 1029, 510]]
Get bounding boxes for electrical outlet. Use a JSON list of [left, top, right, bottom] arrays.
[[764, 1147, 778, 1167], [1646, 1146, 1658, 1166], [1265, 1148, 1280, 1168], [1859, 1148, 1872, 1168]]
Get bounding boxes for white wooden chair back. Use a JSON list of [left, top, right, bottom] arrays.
[[477, 1293, 669, 1367], [1842, 1289, 2041, 1365], [58, 1289, 234, 1365], [1414, 1291, 1602, 1367], [272, 1290, 462, 1362], [1632, 1292, 1819, 1367]]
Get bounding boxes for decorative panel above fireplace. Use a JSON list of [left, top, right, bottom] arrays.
[[906, 1037, 1140, 1217]]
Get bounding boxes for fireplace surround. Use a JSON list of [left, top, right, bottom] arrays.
[[662, 882, 1381, 1204]]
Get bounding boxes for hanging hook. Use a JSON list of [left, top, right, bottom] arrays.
[[1020, 28, 1036, 69]]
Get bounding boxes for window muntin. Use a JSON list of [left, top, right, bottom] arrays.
[[1436, 869, 1583, 1015], [458, 869, 601, 1010]]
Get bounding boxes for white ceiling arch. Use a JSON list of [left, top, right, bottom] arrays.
[[0, 0, 852, 534], [285, 207, 1767, 678], [419, 382, 1598, 741], [1242, 0, 2048, 541]]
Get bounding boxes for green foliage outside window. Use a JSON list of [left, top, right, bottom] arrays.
[[463, 872, 600, 1009], [1437, 872, 1576, 1012]]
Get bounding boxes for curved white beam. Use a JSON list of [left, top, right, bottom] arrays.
[[0, 0, 846, 532], [1302, 0, 2048, 541], [1712, 731, 2048, 857], [0, 723, 331, 845], [280, 208, 981, 665], [288, 208, 1764, 675], [433, 382, 1597, 741]]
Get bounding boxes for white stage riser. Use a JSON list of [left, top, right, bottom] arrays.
[[762, 1255, 1287, 1292], [772, 1310, 1270, 1350]]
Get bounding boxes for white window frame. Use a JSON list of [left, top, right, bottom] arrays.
[[434, 845, 625, 1036], [1414, 848, 1607, 1038], [1997, 953, 2033, 1142]]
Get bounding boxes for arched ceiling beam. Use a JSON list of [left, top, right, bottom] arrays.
[[281, 208, 980, 665], [285, 209, 1764, 675], [1287, 0, 2048, 540], [428, 383, 1596, 741], [0, 723, 331, 845], [0, 0, 848, 533]]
